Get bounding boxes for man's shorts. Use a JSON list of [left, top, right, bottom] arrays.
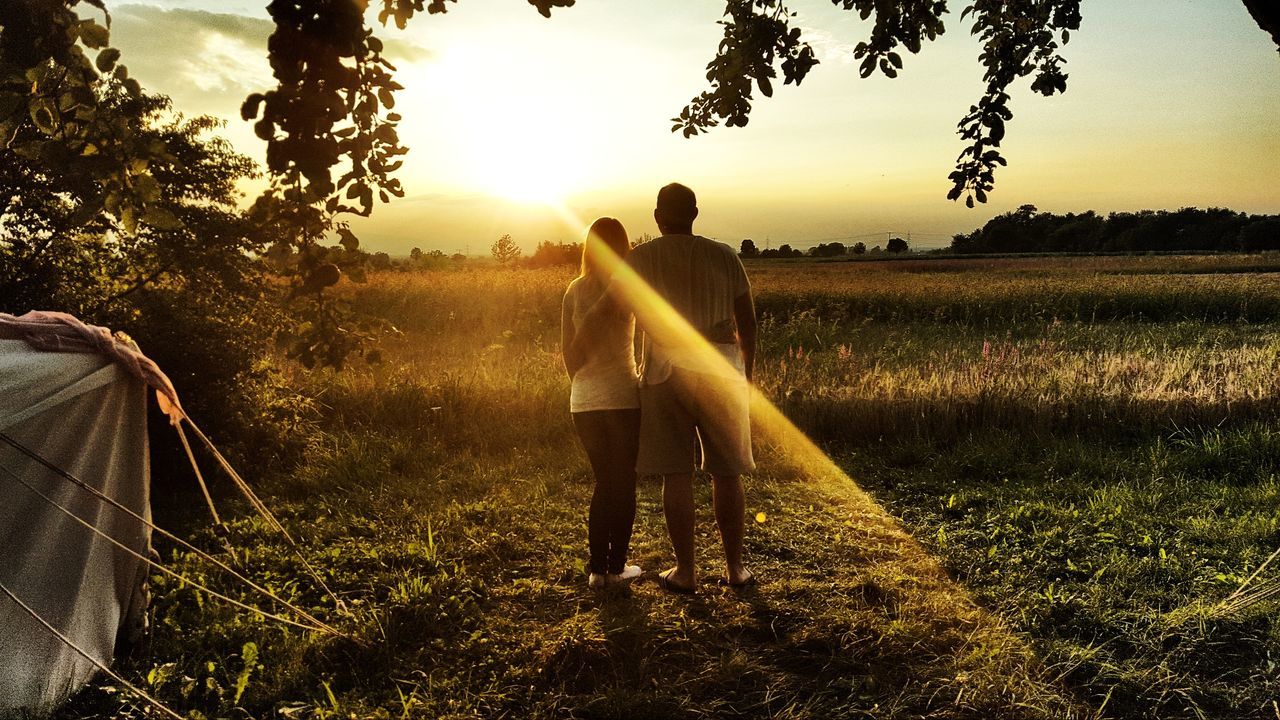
[[636, 368, 755, 477]]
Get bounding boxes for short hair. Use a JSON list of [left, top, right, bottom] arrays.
[[656, 183, 697, 225], [579, 217, 629, 278]]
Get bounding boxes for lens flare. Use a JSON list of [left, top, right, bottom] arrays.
[[552, 209, 1078, 707]]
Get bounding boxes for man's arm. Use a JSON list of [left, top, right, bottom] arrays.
[[734, 290, 757, 383]]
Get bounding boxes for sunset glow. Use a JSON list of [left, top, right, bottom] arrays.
[[108, 0, 1280, 254], [417, 45, 605, 205]]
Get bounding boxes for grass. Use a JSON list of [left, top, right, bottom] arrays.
[[60, 254, 1280, 719], [845, 428, 1280, 718]]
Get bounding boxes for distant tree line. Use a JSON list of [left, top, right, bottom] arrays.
[[739, 238, 908, 259], [950, 206, 1280, 254]]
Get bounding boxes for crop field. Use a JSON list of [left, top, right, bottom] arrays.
[[68, 254, 1280, 719]]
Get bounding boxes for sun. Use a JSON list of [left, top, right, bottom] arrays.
[[419, 46, 600, 206], [466, 125, 584, 204]]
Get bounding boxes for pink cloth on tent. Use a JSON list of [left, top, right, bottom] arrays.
[[0, 311, 184, 423]]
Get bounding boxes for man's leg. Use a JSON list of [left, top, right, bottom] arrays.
[[662, 473, 697, 588], [712, 473, 750, 585]]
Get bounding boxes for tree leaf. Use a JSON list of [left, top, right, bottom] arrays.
[[79, 21, 110, 49], [29, 100, 57, 135], [121, 204, 138, 234], [240, 93, 266, 121], [337, 226, 359, 251], [142, 206, 183, 230], [95, 48, 121, 73], [134, 173, 161, 203]]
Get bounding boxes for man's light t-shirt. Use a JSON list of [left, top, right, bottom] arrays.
[[622, 234, 751, 385]]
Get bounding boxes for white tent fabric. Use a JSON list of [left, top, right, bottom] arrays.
[[0, 338, 151, 712]]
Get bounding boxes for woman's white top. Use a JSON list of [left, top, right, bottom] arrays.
[[563, 276, 640, 413]]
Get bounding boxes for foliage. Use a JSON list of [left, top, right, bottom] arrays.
[[489, 233, 522, 265], [886, 236, 909, 253], [759, 242, 803, 259], [851, 241, 867, 255], [406, 246, 450, 269], [807, 241, 847, 257], [234, 0, 1280, 209], [239, 0, 408, 218], [0, 0, 400, 370], [949, 205, 1279, 254], [6, 0, 1280, 247], [0, 84, 303, 454], [1237, 217, 1280, 251], [525, 239, 581, 268], [739, 238, 760, 258], [250, 191, 391, 370], [0, 0, 172, 235], [671, 0, 1082, 206]]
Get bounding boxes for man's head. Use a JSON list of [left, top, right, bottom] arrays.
[[654, 183, 698, 235]]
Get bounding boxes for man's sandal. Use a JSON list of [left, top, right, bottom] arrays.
[[658, 568, 696, 595], [716, 570, 757, 589]]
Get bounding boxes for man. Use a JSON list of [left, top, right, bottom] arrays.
[[584, 183, 757, 593]]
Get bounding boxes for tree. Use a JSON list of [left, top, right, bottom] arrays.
[[807, 242, 847, 257], [527, 240, 582, 268], [739, 238, 759, 258], [490, 233, 522, 265], [1239, 217, 1280, 251], [851, 241, 866, 255], [945, 206, 1275, 254], [0, 82, 292, 446], [886, 237, 910, 253]]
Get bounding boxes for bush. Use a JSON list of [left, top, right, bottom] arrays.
[[0, 87, 304, 467]]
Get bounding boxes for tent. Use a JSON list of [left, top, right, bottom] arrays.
[[0, 316, 160, 712], [0, 312, 339, 716]]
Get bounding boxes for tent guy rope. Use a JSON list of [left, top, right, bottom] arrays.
[[0, 581, 185, 720], [0, 430, 345, 638], [0, 461, 338, 636]]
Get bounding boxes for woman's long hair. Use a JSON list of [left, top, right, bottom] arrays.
[[579, 217, 629, 279]]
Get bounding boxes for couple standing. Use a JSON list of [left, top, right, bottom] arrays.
[[561, 183, 757, 595]]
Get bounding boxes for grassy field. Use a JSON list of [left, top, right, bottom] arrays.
[[67, 254, 1280, 719]]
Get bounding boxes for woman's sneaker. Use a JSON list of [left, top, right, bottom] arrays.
[[607, 565, 643, 585], [588, 572, 608, 590]]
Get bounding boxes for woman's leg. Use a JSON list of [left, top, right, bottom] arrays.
[[604, 409, 641, 575], [573, 412, 612, 576]]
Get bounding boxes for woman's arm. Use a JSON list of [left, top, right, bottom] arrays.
[[561, 289, 585, 379]]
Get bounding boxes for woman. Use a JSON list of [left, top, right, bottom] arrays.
[[561, 217, 642, 589]]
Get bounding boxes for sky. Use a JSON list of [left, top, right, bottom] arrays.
[[107, 0, 1280, 253]]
